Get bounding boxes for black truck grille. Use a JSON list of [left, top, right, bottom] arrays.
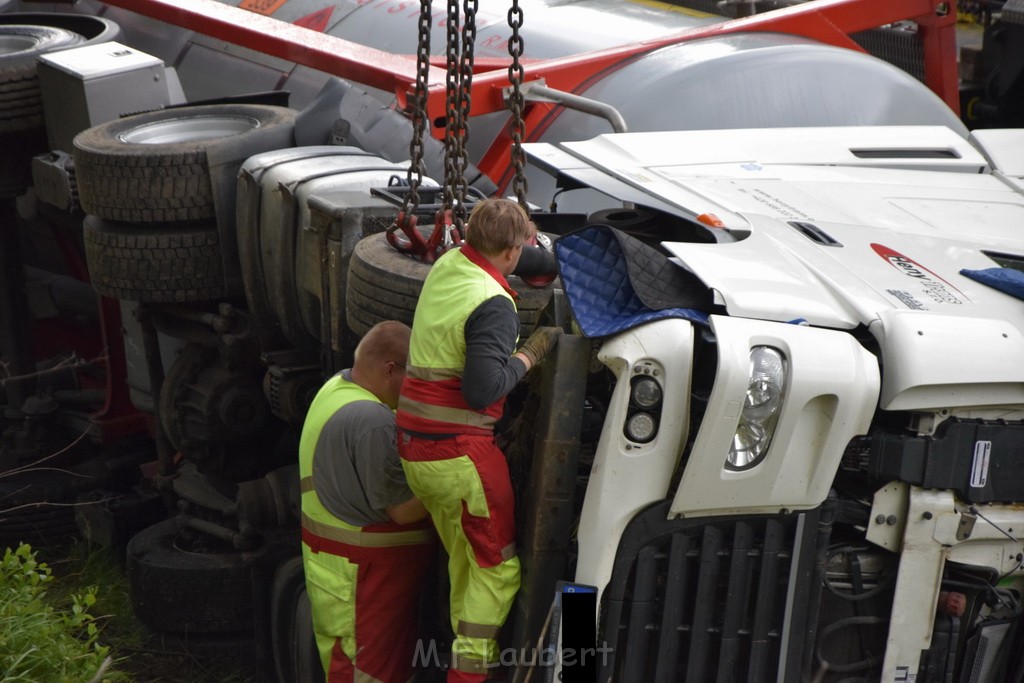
[[599, 500, 833, 682]]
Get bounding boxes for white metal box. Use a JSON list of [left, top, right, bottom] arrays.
[[37, 41, 171, 153]]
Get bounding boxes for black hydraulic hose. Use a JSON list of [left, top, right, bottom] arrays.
[[823, 546, 896, 601], [512, 244, 557, 277], [815, 616, 887, 674]]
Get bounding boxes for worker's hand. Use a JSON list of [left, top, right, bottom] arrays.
[[517, 326, 562, 367]]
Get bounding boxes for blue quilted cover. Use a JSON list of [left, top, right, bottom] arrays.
[[961, 267, 1024, 301], [555, 225, 710, 338]]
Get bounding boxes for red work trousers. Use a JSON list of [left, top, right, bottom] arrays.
[[303, 520, 435, 682]]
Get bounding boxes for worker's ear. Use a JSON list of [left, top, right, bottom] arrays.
[[501, 245, 520, 271]]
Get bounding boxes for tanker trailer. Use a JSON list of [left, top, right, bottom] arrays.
[[9, 0, 977, 202]]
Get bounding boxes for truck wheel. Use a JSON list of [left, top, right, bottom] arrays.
[[270, 557, 325, 683], [142, 630, 258, 677], [83, 215, 225, 302], [0, 25, 83, 134], [346, 232, 555, 338], [73, 104, 297, 224], [0, 24, 84, 197], [0, 14, 122, 47], [0, 470, 85, 548], [127, 518, 263, 635]]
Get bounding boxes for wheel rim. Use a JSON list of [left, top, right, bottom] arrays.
[[0, 35, 40, 55], [119, 115, 261, 144]]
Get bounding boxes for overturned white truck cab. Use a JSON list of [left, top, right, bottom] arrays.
[[530, 124, 1024, 681]]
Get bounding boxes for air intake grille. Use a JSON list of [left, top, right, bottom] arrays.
[[850, 27, 925, 82], [599, 500, 833, 682]]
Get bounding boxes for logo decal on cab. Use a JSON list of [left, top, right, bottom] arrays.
[[871, 244, 967, 305]]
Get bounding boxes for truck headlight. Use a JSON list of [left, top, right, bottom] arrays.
[[632, 377, 662, 408], [623, 371, 663, 444], [726, 346, 787, 470]]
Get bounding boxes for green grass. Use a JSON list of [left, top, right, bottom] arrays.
[[1, 541, 256, 683], [0, 543, 130, 683], [40, 541, 255, 683]]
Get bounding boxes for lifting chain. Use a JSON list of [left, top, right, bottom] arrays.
[[443, 0, 477, 233], [506, 0, 557, 289], [507, 0, 529, 215], [406, 0, 432, 217], [456, 0, 478, 229], [388, 0, 477, 263], [386, 0, 434, 260]]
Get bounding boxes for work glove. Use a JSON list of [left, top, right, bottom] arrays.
[[518, 326, 563, 367]]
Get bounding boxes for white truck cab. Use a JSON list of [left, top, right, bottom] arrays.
[[526, 124, 1024, 681]]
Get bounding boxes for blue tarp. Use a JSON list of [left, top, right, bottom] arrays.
[[554, 225, 709, 338], [960, 267, 1024, 301]]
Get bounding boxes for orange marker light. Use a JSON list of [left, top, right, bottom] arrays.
[[696, 213, 726, 228]]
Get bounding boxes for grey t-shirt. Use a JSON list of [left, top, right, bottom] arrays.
[[311, 371, 415, 527]]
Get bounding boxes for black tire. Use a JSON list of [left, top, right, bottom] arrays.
[[0, 471, 83, 549], [0, 25, 83, 134], [127, 518, 265, 635], [0, 24, 83, 197], [73, 104, 297, 224], [346, 232, 556, 338], [83, 215, 225, 302], [0, 75, 43, 130], [0, 14, 122, 46], [271, 557, 325, 683], [141, 629, 259, 678]]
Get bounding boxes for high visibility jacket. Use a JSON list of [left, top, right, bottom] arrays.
[[299, 375, 433, 556], [397, 246, 517, 435]]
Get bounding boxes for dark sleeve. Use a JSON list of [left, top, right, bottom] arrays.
[[462, 296, 528, 410]]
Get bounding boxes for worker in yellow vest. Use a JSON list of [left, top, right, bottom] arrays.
[[299, 321, 436, 682], [397, 198, 562, 682]]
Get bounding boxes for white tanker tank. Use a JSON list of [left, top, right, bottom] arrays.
[[17, 0, 965, 204]]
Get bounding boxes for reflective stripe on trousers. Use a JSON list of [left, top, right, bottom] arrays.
[[399, 431, 521, 681]]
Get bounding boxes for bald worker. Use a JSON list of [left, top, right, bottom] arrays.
[[299, 320, 436, 682]]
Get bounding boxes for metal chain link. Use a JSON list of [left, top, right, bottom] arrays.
[[507, 0, 529, 214], [453, 0, 477, 231], [442, 0, 460, 216], [403, 0, 433, 215]]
